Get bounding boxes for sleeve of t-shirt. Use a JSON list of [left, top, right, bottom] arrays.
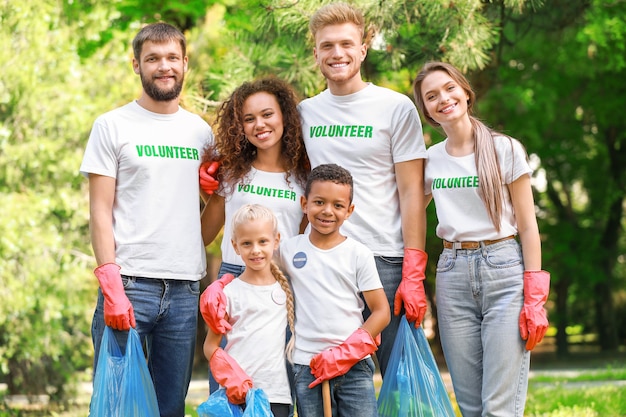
[[79, 117, 118, 178], [495, 136, 532, 184], [355, 243, 383, 292], [390, 102, 428, 164]]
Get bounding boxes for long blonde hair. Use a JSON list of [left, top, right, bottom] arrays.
[[231, 204, 296, 361], [413, 61, 507, 231]]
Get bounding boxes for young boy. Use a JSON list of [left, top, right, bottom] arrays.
[[277, 163, 390, 417]]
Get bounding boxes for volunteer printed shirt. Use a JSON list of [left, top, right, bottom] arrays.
[[424, 136, 532, 242], [220, 167, 304, 266], [80, 101, 213, 280], [298, 83, 426, 256]]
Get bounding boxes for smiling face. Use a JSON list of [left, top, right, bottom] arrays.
[[302, 179, 354, 245], [133, 40, 187, 103], [241, 92, 284, 154], [231, 218, 279, 273], [419, 70, 471, 128], [313, 23, 367, 94]]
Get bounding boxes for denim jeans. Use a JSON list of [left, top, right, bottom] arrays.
[[91, 276, 200, 417], [293, 358, 377, 417], [362, 255, 402, 379], [436, 239, 530, 417]]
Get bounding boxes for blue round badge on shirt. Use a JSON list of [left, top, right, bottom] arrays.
[[292, 251, 307, 269]]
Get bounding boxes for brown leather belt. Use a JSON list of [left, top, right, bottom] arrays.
[[443, 235, 515, 250]]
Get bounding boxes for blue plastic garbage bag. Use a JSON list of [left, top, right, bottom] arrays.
[[197, 388, 274, 417], [377, 315, 455, 417], [90, 326, 160, 417]]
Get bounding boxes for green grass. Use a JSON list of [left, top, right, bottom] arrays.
[[524, 366, 626, 417]]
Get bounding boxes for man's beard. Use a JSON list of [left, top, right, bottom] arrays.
[[140, 73, 184, 102]]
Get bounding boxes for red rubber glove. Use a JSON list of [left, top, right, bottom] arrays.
[[308, 328, 379, 388], [519, 270, 550, 350], [94, 263, 135, 331], [200, 273, 236, 334], [209, 348, 253, 404], [199, 161, 220, 195], [394, 248, 428, 327]]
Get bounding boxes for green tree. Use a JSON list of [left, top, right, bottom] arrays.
[[0, 0, 139, 398], [477, 0, 626, 352]]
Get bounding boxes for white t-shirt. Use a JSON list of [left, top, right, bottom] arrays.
[[220, 168, 304, 266], [80, 101, 213, 280], [224, 279, 292, 404], [424, 136, 532, 242], [298, 83, 427, 256], [277, 234, 383, 365]]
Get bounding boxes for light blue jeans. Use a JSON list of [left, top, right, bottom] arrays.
[[91, 276, 200, 417], [293, 358, 377, 417], [362, 255, 403, 379], [436, 239, 529, 417]]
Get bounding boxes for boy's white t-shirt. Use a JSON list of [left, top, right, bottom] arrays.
[[80, 101, 213, 280], [220, 168, 304, 266], [298, 83, 427, 256], [224, 279, 292, 404], [424, 136, 532, 242], [277, 234, 383, 365]]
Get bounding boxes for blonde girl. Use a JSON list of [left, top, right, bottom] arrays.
[[203, 204, 295, 417]]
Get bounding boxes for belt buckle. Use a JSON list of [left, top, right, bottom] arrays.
[[453, 242, 463, 250]]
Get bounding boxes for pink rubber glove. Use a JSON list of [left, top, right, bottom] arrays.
[[199, 161, 220, 195], [200, 273, 236, 334], [519, 270, 550, 350], [94, 263, 135, 331], [394, 248, 428, 327], [209, 348, 253, 404], [308, 328, 379, 388]]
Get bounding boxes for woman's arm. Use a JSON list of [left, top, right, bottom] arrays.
[[509, 174, 542, 270], [201, 193, 226, 247]]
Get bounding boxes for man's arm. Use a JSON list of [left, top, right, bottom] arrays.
[[394, 158, 429, 326], [395, 159, 426, 250], [89, 174, 116, 265]]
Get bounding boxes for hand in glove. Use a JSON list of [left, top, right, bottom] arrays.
[[200, 274, 236, 334], [519, 270, 550, 350], [394, 248, 428, 327], [94, 263, 135, 330], [209, 348, 253, 404], [308, 328, 379, 388], [199, 161, 220, 195]]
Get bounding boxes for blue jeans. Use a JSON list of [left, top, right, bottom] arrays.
[[293, 358, 377, 417], [436, 239, 530, 417], [92, 276, 200, 417], [362, 255, 402, 379]]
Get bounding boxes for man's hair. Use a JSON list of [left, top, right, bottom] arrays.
[[132, 22, 186, 60], [309, 2, 365, 40], [305, 163, 354, 202]]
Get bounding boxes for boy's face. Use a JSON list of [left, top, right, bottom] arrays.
[[302, 180, 354, 236]]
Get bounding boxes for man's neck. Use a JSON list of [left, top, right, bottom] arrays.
[[327, 78, 368, 96], [136, 94, 180, 114]]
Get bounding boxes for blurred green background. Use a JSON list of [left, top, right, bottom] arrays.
[[0, 0, 624, 411]]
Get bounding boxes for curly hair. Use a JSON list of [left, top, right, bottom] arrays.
[[305, 163, 354, 202], [202, 77, 310, 194]]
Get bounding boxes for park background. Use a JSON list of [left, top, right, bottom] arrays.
[[1, 0, 625, 415]]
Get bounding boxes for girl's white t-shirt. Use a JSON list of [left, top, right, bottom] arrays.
[[224, 279, 292, 404], [424, 136, 532, 242], [220, 168, 304, 266]]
